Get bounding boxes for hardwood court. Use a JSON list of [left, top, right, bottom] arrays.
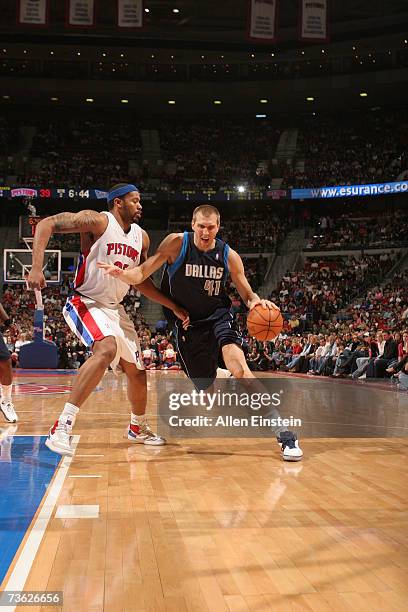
[[1, 370, 407, 612]]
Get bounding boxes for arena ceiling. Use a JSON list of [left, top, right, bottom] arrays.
[[1, 0, 408, 48]]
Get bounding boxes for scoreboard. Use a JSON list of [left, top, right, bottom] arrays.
[[0, 187, 107, 200]]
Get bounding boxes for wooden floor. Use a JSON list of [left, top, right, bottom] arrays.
[[1, 371, 408, 612]]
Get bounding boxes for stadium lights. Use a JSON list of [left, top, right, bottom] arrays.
[[120, 53, 124, 58], [256, 114, 266, 118], [144, 7, 150, 12], [51, 97, 58, 101], [306, 96, 314, 101], [50, 51, 54, 55], [259, 99, 268, 103], [121, 99, 129, 104], [213, 100, 222, 105], [23, 49, 28, 54], [172, 8, 180, 13], [404, 39, 407, 44], [85, 98, 94, 102], [2, 49, 6, 53], [237, 185, 246, 193], [77, 51, 81, 56], [2, 95, 10, 99], [167, 100, 176, 104], [360, 92, 368, 97], [102, 52, 107, 57], [270, 53, 275, 57]]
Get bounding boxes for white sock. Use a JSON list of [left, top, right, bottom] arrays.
[[131, 413, 146, 426], [60, 402, 79, 426], [0, 384, 12, 402]]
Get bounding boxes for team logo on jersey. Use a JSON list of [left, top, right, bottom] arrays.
[[185, 263, 224, 279], [106, 243, 139, 261], [14, 382, 72, 395]]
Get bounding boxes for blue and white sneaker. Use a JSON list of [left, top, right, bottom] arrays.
[[277, 431, 303, 462]]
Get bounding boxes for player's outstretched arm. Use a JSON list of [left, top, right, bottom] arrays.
[[97, 233, 183, 286], [228, 248, 277, 311], [27, 211, 108, 290]]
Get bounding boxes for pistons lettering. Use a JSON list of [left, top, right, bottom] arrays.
[[107, 243, 139, 261]]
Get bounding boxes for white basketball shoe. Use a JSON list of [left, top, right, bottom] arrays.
[[0, 400, 18, 423], [277, 431, 303, 461], [45, 416, 74, 457]]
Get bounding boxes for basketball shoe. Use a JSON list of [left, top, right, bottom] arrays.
[[126, 421, 166, 446], [277, 431, 303, 461], [0, 399, 18, 423], [45, 416, 74, 457]]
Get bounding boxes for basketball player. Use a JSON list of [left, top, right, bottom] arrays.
[[27, 183, 189, 457], [0, 303, 17, 423], [98, 205, 303, 461]]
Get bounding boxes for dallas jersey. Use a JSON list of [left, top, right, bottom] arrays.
[[161, 231, 231, 323], [73, 211, 143, 308]]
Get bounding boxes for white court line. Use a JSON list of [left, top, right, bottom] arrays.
[[69, 475, 101, 478], [55, 505, 99, 519], [2, 435, 80, 612], [17, 411, 130, 415], [75, 454, 105, 457]]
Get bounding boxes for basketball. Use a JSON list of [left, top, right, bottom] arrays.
[[247, 304, 283, 341]]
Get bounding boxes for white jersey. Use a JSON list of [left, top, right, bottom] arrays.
[[73, 211, 143, 308]]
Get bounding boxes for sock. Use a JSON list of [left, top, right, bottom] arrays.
[[130, 413, 146, 433], [0, 384, 12, 402], [59, 402, 79, 428]]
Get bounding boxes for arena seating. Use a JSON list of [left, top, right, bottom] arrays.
[[5, 110, 406, 191]]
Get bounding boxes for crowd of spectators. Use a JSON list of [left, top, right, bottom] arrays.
[[245, 329, 408, 386], [2, 110, 406, 192], [282, 112, 407, 189], [156, 117, 280, 190], [305, 212, 408, 250], [19, 118, 141, 188], [267, 254, 399, 328]]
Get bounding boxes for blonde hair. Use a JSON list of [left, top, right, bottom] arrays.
[[192, 205, 220, 224]]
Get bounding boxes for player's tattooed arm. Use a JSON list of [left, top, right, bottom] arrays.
[[97, 233, 183, 285], [51, 210, 107, 234], [27, 210, 108, 290]]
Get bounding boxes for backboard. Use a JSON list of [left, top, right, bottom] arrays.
[[3, 249, 61, 284]]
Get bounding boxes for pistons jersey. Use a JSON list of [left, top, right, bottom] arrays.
[[74, 211, 143, 308], [161, 231, 231, 323]]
